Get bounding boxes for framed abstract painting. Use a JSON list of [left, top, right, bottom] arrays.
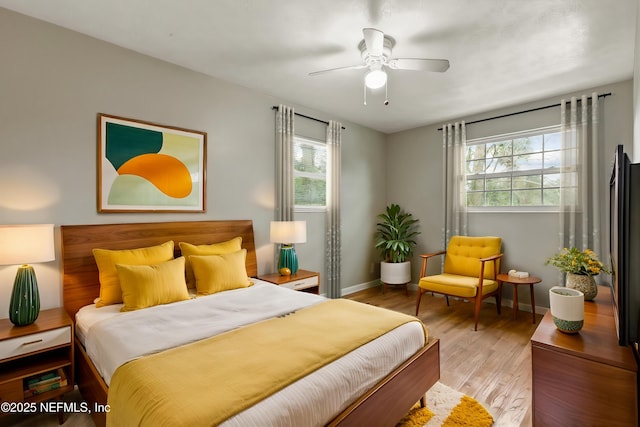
[[97, 113, 207, 212]]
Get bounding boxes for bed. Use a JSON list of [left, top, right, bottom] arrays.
[[61, 220, 440, 426]]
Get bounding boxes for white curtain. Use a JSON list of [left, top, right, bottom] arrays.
[[274, 105, 295, 268], [558, 93, 600, 257], [325, 120, 342, 298], [275, 104, 295, 221], [442, 122, 468, 249]]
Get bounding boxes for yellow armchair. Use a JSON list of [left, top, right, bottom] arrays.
[[415, 236, 503, 331]]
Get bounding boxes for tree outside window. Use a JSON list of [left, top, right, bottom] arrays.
[[465, 127, 572, 208], [294, 136, 326, 210]]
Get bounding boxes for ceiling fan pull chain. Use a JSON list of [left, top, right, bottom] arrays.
[[384, 80, 389, 106], [363, 80, 367, 105]]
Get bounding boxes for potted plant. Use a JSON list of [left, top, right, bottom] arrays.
[[545, 247, 610, 301], [375, 204, 420, 285]]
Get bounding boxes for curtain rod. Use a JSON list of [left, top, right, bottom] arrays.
[[437, 92, 612, 131], [271, 106, 346, 129]]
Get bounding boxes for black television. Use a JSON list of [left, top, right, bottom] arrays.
[[609, 144, 640, 347]]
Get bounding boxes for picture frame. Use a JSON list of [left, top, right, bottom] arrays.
[[97, 113, 207, 213]]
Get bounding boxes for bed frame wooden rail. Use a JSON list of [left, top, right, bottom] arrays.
[[61, 220, 439, 427]]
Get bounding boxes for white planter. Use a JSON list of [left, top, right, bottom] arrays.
[[549, 286, 584, 334], [380, 261, 411, 285]]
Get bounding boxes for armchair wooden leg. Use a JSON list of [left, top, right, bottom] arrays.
[[415, 288, 425, 316], [445, 295, 450, 306], [474, 296, 482, 331]]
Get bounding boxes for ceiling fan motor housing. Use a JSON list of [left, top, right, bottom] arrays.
[[359, 35, 395, 65]]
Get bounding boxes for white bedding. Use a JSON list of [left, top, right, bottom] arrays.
[[78, 280, 323, 385], [76, 280, 426, 426]]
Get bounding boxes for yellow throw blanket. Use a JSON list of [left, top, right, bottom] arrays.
[[107, 299, 427, 426]]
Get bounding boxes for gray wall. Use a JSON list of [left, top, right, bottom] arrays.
[[0, 7, 635, 317], [386, 80, 633, 309], [0, 8, 387, 315]]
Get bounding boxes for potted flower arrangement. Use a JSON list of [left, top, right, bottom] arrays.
[[375, 204, 420, 286], [545, 247, 610, 300]]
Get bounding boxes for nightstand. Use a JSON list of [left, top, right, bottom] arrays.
[[258, 269, 320, 294], [0, 307, 74, 420]]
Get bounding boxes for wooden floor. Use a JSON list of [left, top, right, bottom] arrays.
[[346, 285, 541, 427]]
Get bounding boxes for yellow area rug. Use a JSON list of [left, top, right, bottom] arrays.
[[396, 382, 494, 427]]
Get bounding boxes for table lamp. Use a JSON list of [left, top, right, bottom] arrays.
[[0, 224, 55, 326], [270, 221, 306, 275]]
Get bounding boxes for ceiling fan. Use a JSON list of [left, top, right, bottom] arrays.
[[309, 28, 450, 102]]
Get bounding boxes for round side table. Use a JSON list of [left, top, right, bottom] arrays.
[[497, 273, 542, 323]]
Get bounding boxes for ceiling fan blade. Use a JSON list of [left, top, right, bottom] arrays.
[[363, 28, 384, 57], [308, 64, 368, 76], [387, 58, 450, 72]]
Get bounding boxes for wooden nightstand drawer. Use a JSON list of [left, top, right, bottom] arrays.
[[258, 270, 320, 294], [0, 379, 22, 402], [0, 326, 71, 362], [279, 275, 319, 291]]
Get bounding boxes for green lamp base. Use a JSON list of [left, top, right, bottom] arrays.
[[278, 245, 299, 275], [9, 265, 40, 326]]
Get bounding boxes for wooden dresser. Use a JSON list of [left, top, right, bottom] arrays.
[[531, 285, 638, 426]]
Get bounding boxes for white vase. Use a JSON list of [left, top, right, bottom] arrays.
[[380, 261, 411, 284], [549, 286, 584, 334]]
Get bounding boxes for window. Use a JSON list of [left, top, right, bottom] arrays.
[[465, 126, 574, 209], [294, 136, 326, 210]]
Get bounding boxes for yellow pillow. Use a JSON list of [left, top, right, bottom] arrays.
[[116, 257, 190, 312], [179, 237, 242, 289], [93, 241, 175, 307], [190, 249, 251, 295]]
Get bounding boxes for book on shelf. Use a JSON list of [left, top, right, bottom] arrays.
[[23, 368, 68, 397]]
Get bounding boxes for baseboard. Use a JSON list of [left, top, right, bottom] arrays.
[[340, 280, 383, 296], [340, 280, 423, 296]]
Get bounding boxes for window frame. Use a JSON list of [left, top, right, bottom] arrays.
[[293, 135, 327, 213], [465, 125, 570, 213]]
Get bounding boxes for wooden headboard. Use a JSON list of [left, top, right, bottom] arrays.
[[61, 220, 257, 320]]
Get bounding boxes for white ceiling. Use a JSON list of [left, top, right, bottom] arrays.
[[0, 0, 636, 133]]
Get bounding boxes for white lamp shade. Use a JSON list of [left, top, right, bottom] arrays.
[[0, 224, 55, 265], [270, 221, 307, 244]]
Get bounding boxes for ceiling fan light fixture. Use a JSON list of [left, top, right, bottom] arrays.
[[365, 68, 387, 89]]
